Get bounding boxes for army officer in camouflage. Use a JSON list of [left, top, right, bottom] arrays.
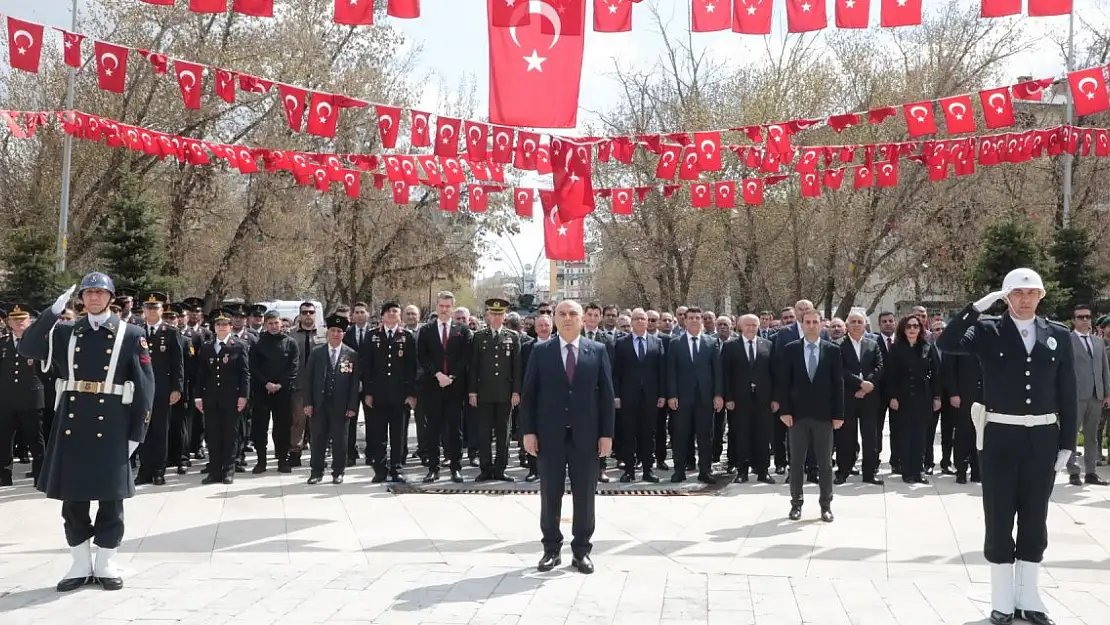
[[19, 273, 155, 592], [468, 298, 522, 482]]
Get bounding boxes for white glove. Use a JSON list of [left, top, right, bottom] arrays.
[[973, 289, 1011, 313], [1054, 449, 1070, 472], [51, 284, 77, 315], [128, 441, 139, 457]]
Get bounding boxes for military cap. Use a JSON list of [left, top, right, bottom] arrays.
[[141, 291, 168, 307], [1098, 315, 1110, 328], [380, 301, 401, 315], [248, 304, 268, 317], [109, 303, 122, 314], [114, 287, 137, 306], [228, 303, 248, 317], [210, 308, 232, 324], [167, 302, 185, 315], [78, 272, 115, 297], [485, 298, 511, 314], [325, 313, 350, 331], [182, 297, 205, 312], [163, 306, 180, 320], [7, 303, 32, 320]]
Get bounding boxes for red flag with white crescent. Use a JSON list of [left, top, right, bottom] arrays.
[[174, 60, 204, 110], [6, 18, 45, 74], [93, 41, 129, 93], [542, 202, 585, 261]]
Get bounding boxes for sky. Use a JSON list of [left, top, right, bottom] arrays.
[[0, 0, 1099, 282]]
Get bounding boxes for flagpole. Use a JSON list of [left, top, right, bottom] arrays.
[[1061, 5, 1075, 226], [56, 0, 79, 272]]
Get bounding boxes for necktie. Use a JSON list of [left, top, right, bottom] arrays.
[[331, 348, 338, 368], [748, 340, 756, 365], [215, 341, 222, 355], [147, 325, 154, 340], [565, 343, 576, 381], [806, 343, 817, 381], [1083, 335, 1094, 358], [886, 336, 893, 350], [441, 323, 449, 374], [588, 330, 594, 341], [637, 336, 645, 360], [691, 336, 699, 359], [357, 327, 363, 346]]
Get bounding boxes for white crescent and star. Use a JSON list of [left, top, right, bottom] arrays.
[[345, 173, 356, 185], [440, 124, 456, 143], [284, 94, 300, 113], [178, 69, 197, 93], [100, 52, 119, 76], [909, 105, 930, 123], [1078, 76, 1101, 100], [316, 101, 333, 123], [947, 101, 966, 120], [700, 139, 716, 156], [379, 114, 393, 131], [468, 125, 483, 144], [617, 191, 629, 203], [496, 131, 510, 146], [13, 30, 34, 55], [510, 1, 563, 72], [988, 92, 1007, 114]]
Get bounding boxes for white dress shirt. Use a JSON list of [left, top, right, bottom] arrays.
[[559, 335, 581, 369], [1011, 316, 1035, 353], [849, 336, 863, 362], [687, 333, 701, 360]]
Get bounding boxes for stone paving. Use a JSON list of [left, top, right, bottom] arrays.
[[1, 433, 1108, 625]]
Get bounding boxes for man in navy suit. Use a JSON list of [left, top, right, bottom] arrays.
[[775, 309, 844, 523], [771, 300, 827, 480], [520, 300, 615, 575], [612, 308, 665, 483], [666, 307, 723, 484]]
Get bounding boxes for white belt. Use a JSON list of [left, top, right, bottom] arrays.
[[59, 380, 129, 396], [970, 402, 1057, 451]]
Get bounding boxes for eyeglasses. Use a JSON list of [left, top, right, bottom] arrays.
[[301, 310, 316, 315], [905, 324, 921, 329]]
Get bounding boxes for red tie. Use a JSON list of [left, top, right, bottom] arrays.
[[887, 337, 893, 349], [441, 322, 449, 374]]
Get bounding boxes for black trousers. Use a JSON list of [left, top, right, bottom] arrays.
[[188, 398, 205, 455], [539, 427, 597, 558], [981, 422, 1057, 563], [841, 395, 882, 478], [414, 399, 429, 461], [897, 405, 931, 481], [477, 401, 511, 474], [772, 417, 788, 469], [618, 391, 657, 470], [368, 402, 406, 472], [887, 407, 901, 467], [168, 399, 189, 466], [422, 385, 465, 471], [953, 403, 980, 477], [653, 406, 672, 464], [62, 500, 124, 548], [712, 409, 727, 462], [730, 397, 772, 475], [203, 399, 239, 479], [788, 418, 834, 507], [673, 397, 713, 475], [309, 411, 350, 476], [251, 388, 293, 460], [926, 405, 956, 469], [137, 401, 171, 478], [0, 407, 43, 479], [347, 416, 359, 461]]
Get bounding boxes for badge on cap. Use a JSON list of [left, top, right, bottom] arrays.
[[1047, 337, 1057, 351]]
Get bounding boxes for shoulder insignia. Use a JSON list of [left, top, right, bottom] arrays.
[[189, 344, 196, 356], [139, 336, 148, 350]]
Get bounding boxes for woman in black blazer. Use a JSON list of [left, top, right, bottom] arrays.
[[885, 315, 941, 484]]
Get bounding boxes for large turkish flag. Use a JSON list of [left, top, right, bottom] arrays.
[[542, 202, 586, 261], [488, 0, 585, 128]]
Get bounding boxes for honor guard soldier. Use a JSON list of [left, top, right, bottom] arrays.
[[360, 301, 417, 483], [194, 309, 250, 485], [18, 274, 155, 592], [1, 304, 46, 487], [938, 268, 1076, 625], [135, 293, 184, 486], [467, 298, 522, 482], [304, 314, 360, 484]]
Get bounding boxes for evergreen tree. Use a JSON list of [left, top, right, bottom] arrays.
[[99, 173, 164, 293], [1048, 225, 1107, 318], [0, 226, 63, 309], [968, 219, 1066, 318]]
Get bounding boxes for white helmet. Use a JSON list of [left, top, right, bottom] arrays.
[[1002, 268, 1045, 292]]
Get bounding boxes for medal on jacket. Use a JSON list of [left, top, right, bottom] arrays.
[[222, 354, 229, 364]]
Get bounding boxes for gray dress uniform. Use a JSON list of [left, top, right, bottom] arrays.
[[467, 326, 522, 479]]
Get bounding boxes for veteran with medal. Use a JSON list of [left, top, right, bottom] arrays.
[[303, 313, 360, 484]]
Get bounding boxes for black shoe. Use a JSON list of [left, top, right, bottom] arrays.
[[1085, 473, 1108, 485], [788, 504, 802, 521], [989, 610, 1015, 625], [221, 476, 233, 485], [333, 474, 344, 484], [234, 465, 245, 473], [656, 461, 670, 471], [820, 508, 834, 523], [757, 474, 775, 484], [734, 474, 749, 483], [598, 471, 611, 483], [469, 457, 480, 468], [371, 472, 387, 483], [619, 471, 634, 483], [863, 476, 884, 485], [941, 466, 956, 476], [956, 474, 968, 484], [916, 476, 930, 485], [1014, 609, 1054, 625], [494, 473, 515, 483], [96, 576, 123, 591], [451, 470, 464, 483], [307, 475, 323, 485], [833, 475, 846, 485], [252, 462, 267, 474], [176, 465, 188, 475], [277, 463, 291, 474], [153, 475, 166, 486], [134, 475, 153, 486], [571, 555, 594, 574], [697, 472, 717, 485], [201, 476, 218, 485], [475, 472, 493, 482], [56, 576, 91, 592], [288, 456, 302, 467], [423, 469, 439, 483], [774, 466, 786, 475], [924, 466, 934, 476], [642, 469, 659, 483], [388, 472, 405, 483], [525, 471, 539, 482], [537, 552, 561, 572], [670, 472, 686, 483]]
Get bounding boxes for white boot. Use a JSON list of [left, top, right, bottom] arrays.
[[93, 547, 124, 590], [1014, 560, 1049, 615], [990, 562, 1015, 616], [56, 540, 93, 592]]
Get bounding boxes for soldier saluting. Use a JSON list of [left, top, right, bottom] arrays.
[[938, 268, 1076, 625], [18, 274, 155, 592]]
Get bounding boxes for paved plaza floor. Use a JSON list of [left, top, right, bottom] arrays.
[[1, 436, 1108, 625]]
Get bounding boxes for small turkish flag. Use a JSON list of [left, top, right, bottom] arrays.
[[376, 105, 401, 148], [939, 94, 975, 134], [490, 126, 514, 163], [692, 0, 730, 32], [191, 0, 227, 12], [441, 157, 465, 184], [823, 168, 845, 190], [94, 41, 129, 93], [733, 0, 772, 34], [979, 87, 1015, 129], [553, 139, 595, 221], [764, 123, 792, 153], [490, 0, 530, 27], [214, 69, 236, 103], [1068, 67, 1110, 117], [595, 0, 633, 32], [238, 73, 272, 93], [611, 187, 633, 214], [655, 144, 681, 179], [794, 148, 819, 173], [465, 121, 489, 162], [335, 0, 374, 25], [876, 160, 898, 187], [278, 84, 307, 132], [57, 29, 85, 68], [827, 113, 860, 132], [399, 156, 419, 185], [468, 185, 489, 213], [435, 116, 461, 156], [410, 110, 431, 147], [880, 0, 921, 27], [513, 187, 535, 217], [786, 0, 826, 33], [689, 183, 712, 208], [536, 143, 552, 174], [389, 0, 420, 18], [6, 18, 44, 74], [902, 101, 937, 137], [467, 158, 491, 181], [741, 178, 763, 205], [679, 146, 701, 181], [515, 131, 540, 169], [694, 131, 721, 171], [1028, 0, 1071, 17], [800, 172, 821, 198], [307, 93, 366, 137], [417, 156, 441, 185], [543, 203, 586, 261], [713, 181, 735, 208], [233, 0, 273, 17], [141, 51, 168, 75], [174, 60, 204, 109], [836, 0, 869, 28], [233, 146, 258, 173], [440, 184, 459, 211], [1012, 78, 1053, 101], [342, 170, 361, 198], [981, 0, 1020, 17], [853, 165, 873, 189], [390, 180, 410, 205]]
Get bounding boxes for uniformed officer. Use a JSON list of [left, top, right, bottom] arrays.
[[164, 303, 191, 473], [468, 298, 522, 482], [360, 301, 417, 483], [938, 268, 1076, 625], [194, 309, 250, 485], [304, 314, 360, 484], [18, 274, 155, 592], [181, 297, 211, 462], [114, 288, 137, 325], [227, 303, 257, 470], [247, 304, 266, 333], [0, 304, 45, 487], [135, 293, 184, 486]]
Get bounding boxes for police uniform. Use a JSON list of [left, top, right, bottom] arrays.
[[194, 310, 250, 484], [0, 305, 45, 486], [938, 268, 1076, 625], [359, 303, 417, 482], [135, 293, 185, 486], [304, 314, 361, 483], [18, 273, 155, 592], [468, 299, 522, 482], [228, 304, 258, 468], [164, 303, 191, 472], [181, 297, 212, 460]]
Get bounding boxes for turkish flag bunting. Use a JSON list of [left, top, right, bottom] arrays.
[[233, 146, 258, 173], [141, 0, 176, 4], [903, 101, 937, 137], [655, 144, 681, 179], [552, 139, 595, 221], [688, 183, 710, 208], [513, 187, 535, 217], [238, 73, 272, 93], [490, 126, 514, 163], [468, 159, 491, 181], [679, 146, 701, 181], [174, 60, 204, 109], [190, 0, 227, 12], [733, 0, 771, 34], [6, 18, 44, 73], [277, 84, 307, 132], [542, 203, 586, 261], [93, 41, 129, 93], [542, 0, 584, 35], [435, 116, 461, 156], [836, 0, 869, 28], [399, 156, 419, 185], [611, 187, 634, 214], [488, 0, 585, 128], [800, 172, 821, 198], [57, 29, 85, 68], [335, 0, 374, 25], [388, 0, 420, 18], [741, 178, 763, 205], [764, 124, 792, 153], [827, 113, 860, 133], [468, 185, 489, 213], [1028, 0, 1072, 17], [939, 94, 976, 134], [465, 121, 489, 161], [440, 157, 465, 184], [981, 0, 1020, 17], [786, 0, 827, 33], [713, 181, 735, 208], [694, 131, 721, 170], [141, 50, 169, 74], [823, 168, 846, 190], [376, 105, 401, 148], [795, 147, 819, 173], [214, 70, 236, 103], [308, 93, 366, 137], [880, 0, 921, 27], [233, 0, 273, 17], [417, 156, 441, 185], [853, 165, 873, 189], [515, 132, 540, 170], [1012, 78, 1053, 101], [876, 160, 898, 187], [410, 110, 431, 147], [1068, 67, 1110, 117], [342, 170, 361, 198], [490, 0, 530, 27], [979, 87, 1015, 129], [594, 0, 633, 32], [439, 185, 459, 211], [0, 111, 26, 139], [536, 144, 553, 174], [391, 180, 409, 205], [692, 0, 730, 32]]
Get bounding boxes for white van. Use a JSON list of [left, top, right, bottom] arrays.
[[257, 299, 325, 337]]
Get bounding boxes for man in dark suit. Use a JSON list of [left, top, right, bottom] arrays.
[[666, 306, 724, 484], [303, 314, 361, 484], [520, 300, 615, 575], [135, 293, 185, 487], [771, 300, 828, 479], [342, 301, 373, 466], [722, 314, 775, 483], [775, 309, 844, 523], [612, 308, 665, 483], [581, 302, 616, 481], [417, 291, 472, 483], [944, 349, 982, 484], [837, 310, 884, 485]]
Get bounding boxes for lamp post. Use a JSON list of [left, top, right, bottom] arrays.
[[55, 0, 79, 272]]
